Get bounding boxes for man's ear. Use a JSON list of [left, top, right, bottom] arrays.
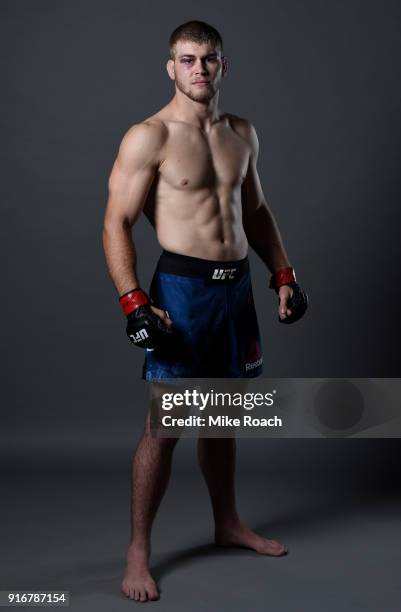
[[222, 56, 228, 77], [166, 59, 175, 80]]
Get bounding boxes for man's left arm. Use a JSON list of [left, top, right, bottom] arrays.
[[241, 122, 308, 323]]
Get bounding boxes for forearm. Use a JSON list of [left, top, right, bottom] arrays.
[[243, 205, 291, 273], [102, 219, 140, 296]]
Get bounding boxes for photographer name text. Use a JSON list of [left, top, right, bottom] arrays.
[[160, 415, 282, 428]]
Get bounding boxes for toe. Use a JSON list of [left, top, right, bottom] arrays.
[[271, 539, 286, 550], [139, 590, 147, 602], [262, 539, 288, 555], [148, 588, 160, 601]]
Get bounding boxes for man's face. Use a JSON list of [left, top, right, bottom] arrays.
[[168, 40, 227, 103]]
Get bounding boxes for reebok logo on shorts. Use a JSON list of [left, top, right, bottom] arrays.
[[212, 268, 237, 280], [245, 356, 263, 371]]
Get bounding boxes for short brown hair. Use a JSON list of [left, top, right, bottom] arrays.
[[169, 21, 223, 60]]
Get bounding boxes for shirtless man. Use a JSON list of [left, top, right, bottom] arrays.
[[103, 20, 307, 602]]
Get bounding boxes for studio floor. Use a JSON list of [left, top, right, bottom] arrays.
[[2, 439, 400, 611]]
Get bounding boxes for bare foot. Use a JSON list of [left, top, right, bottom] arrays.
[[215, 521, 288, 556], [121, 543, 160, 602]]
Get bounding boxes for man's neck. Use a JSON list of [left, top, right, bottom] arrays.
[[168, 92, 222, 131]]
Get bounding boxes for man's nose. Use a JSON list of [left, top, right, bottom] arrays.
[[194, 60, 209, 74]]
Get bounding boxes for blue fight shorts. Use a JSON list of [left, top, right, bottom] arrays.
[[142, 250, 264, 380]]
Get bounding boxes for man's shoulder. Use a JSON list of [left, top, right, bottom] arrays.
[[225, 113, 258, 149], [117, 117, 168, 169], [226, 112, 254, 136], [122, 117, 168, 148]]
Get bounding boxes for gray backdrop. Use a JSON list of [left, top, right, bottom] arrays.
[[1, 1, 401, 610]]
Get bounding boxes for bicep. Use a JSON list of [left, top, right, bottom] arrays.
[[241, 122, 268, 219], [106, 159, 156, 227], [241, 154, 267, 220]]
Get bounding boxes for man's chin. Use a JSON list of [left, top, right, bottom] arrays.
[[187, 89, 216, 103], [175, 80, 217, 103]]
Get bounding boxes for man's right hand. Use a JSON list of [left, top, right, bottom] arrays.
[[119, 289, 173, 349]]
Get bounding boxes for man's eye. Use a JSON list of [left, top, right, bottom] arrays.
[[181, 58, 217, 64]]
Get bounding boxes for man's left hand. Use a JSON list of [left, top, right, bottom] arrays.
[[277, 281, 308, 324]]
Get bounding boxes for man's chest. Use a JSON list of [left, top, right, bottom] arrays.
[[158, 124, 251, 191]]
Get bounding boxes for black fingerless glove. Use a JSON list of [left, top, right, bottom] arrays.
[[269, 267, 308, 324], [119, 289, 172, 349]]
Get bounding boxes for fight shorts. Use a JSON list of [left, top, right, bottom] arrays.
[[142, 250, 264, 380]]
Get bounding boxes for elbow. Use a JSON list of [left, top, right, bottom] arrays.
[[103, 214, 131, 236]]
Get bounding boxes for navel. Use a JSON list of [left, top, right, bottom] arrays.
[[180, 178, 189, 186]]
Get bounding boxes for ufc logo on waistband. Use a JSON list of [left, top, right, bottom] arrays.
[[212, 268, 237, 280], [129, 329, 149, 343]]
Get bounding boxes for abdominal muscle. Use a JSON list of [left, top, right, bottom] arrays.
[[145, 182, 249, 262]]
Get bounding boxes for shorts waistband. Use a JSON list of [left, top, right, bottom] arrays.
[[157, 249, 249, 281]]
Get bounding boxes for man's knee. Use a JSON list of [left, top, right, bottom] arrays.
[[143, 413, 180, 450]]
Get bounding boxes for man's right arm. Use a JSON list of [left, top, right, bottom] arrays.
[[102, 121, 167, 296]]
